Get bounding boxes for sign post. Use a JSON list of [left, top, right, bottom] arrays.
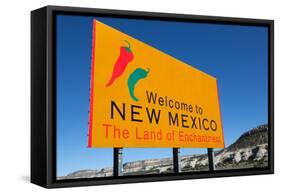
[[173, 148, 181, 173], [113, 148, 123, 176], [207, 148, 215, 171]]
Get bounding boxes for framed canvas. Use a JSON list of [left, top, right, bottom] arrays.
[[31, 5, 274, 188]]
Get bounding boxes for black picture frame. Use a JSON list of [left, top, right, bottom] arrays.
[[31, 5, 274, 188]]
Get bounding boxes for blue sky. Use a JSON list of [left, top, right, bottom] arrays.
[[56, 15, 268, 176]]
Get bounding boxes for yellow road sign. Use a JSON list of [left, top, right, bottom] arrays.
[[88, 20, 224, 148]]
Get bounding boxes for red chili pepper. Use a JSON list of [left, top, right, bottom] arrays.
[[106, 40, 134, 87]]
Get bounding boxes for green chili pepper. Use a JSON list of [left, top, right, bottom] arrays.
[[127, 68, 150, 102]]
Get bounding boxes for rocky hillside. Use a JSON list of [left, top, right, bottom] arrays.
[[58, 124, 268, 179], [181, 124, 268, 171], [227, 124, 268, 151]]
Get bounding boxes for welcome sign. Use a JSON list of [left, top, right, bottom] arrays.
[[88, 20, 224, 148]]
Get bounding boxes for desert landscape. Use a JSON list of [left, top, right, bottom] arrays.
[[58, 124, 268, 179]]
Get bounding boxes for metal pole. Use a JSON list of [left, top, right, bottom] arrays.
[[207, 148, 215, 172], [113, 148, 123, 176], [173, 148, 181, 173]]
